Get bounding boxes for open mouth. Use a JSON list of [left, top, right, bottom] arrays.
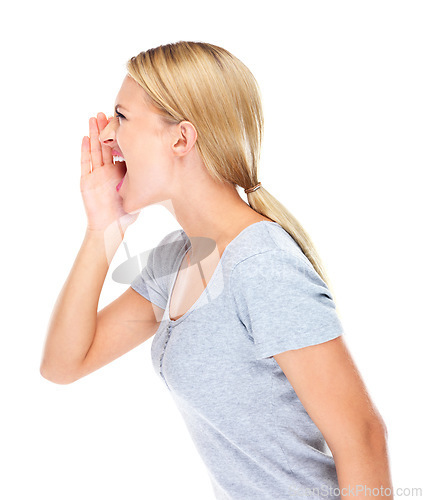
[[113, 155, 127, 192], [112, 148, 126, 165], [109, 147, 127, 193], [113, 154, 126, 165], [116, 176, 125, 192]]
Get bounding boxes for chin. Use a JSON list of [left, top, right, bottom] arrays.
[[122, 195, 148, 214]]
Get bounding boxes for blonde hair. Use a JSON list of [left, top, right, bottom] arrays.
[[126, 41, 335, 295]]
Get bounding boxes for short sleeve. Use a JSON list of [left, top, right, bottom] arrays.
[[130, 229, 185, 310], [230, 249, 344, 360]]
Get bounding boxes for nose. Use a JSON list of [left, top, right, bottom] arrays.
[[99, 116, 119, 149]]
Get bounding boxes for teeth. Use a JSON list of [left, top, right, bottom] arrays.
[[113, 155, 125, 164]]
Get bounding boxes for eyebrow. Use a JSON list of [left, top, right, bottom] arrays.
[[115, 104, 130, 112]]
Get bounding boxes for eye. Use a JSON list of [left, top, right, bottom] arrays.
[[115, 111, 126, 120]]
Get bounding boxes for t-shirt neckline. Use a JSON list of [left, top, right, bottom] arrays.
[[165, 220, 280, 325]]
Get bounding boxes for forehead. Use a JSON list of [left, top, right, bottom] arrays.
[[114, 75, 151, 111]]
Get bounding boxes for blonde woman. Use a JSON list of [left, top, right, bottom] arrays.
[[41, 41, 393, 499]]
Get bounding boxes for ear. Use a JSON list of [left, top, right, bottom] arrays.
[[171, 121, 198, 156]]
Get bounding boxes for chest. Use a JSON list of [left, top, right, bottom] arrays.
[[151, 305, 268, 416], [169, 245, 222, 321]]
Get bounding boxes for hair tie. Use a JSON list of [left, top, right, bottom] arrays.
[[244, 182, 262, 194]]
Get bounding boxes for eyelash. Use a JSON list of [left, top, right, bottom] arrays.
[[115, 111, 125, 120]]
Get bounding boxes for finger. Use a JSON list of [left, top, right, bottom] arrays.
[[97, 112, 113, 167], [89, 117, 103, 170], [81, 136, 92, 176]]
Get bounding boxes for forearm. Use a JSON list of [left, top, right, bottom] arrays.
[[40, 226, 122, 383], [333, 425, 394, 499]]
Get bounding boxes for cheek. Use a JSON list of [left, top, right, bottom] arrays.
[[133, 137, 170, 170]]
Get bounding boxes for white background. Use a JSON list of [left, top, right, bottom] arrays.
[[1, 1, 422, 498]]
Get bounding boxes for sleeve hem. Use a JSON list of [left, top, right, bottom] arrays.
[[254, 325, 344, 360], [130, 284, 167, 310]]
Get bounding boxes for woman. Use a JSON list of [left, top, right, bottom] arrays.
[[41, 41, 393, 499]]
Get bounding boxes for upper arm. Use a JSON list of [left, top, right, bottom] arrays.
[[229, 245, 388, 453], [71, 286, 164, 382], [272, 336, 387, 458]]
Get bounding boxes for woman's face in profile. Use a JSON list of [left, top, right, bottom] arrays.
[[100, 74, 178, 213]]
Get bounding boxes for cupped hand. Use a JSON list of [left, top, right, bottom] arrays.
[[80, 112, 139, 234]]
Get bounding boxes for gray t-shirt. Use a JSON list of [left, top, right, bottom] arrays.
[[131, 221, 344, 499]]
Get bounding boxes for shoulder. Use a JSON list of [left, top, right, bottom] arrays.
[[224, 221, 307, 267], [230, 247, 319, 290], [229, 245, 342, 359], [153, 228, 187, 257], [144, 228, 188, 277], [229, 222, 317, 283], [230, 244, 334, 307]]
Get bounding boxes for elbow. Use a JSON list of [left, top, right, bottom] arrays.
[[39, 364, 77, 385], [368, 408, 388, 440], [365, 417, 388, 452], [331, 417, 388, 461], [378, 416, 388, 440], [361, 416, 389, 449]]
